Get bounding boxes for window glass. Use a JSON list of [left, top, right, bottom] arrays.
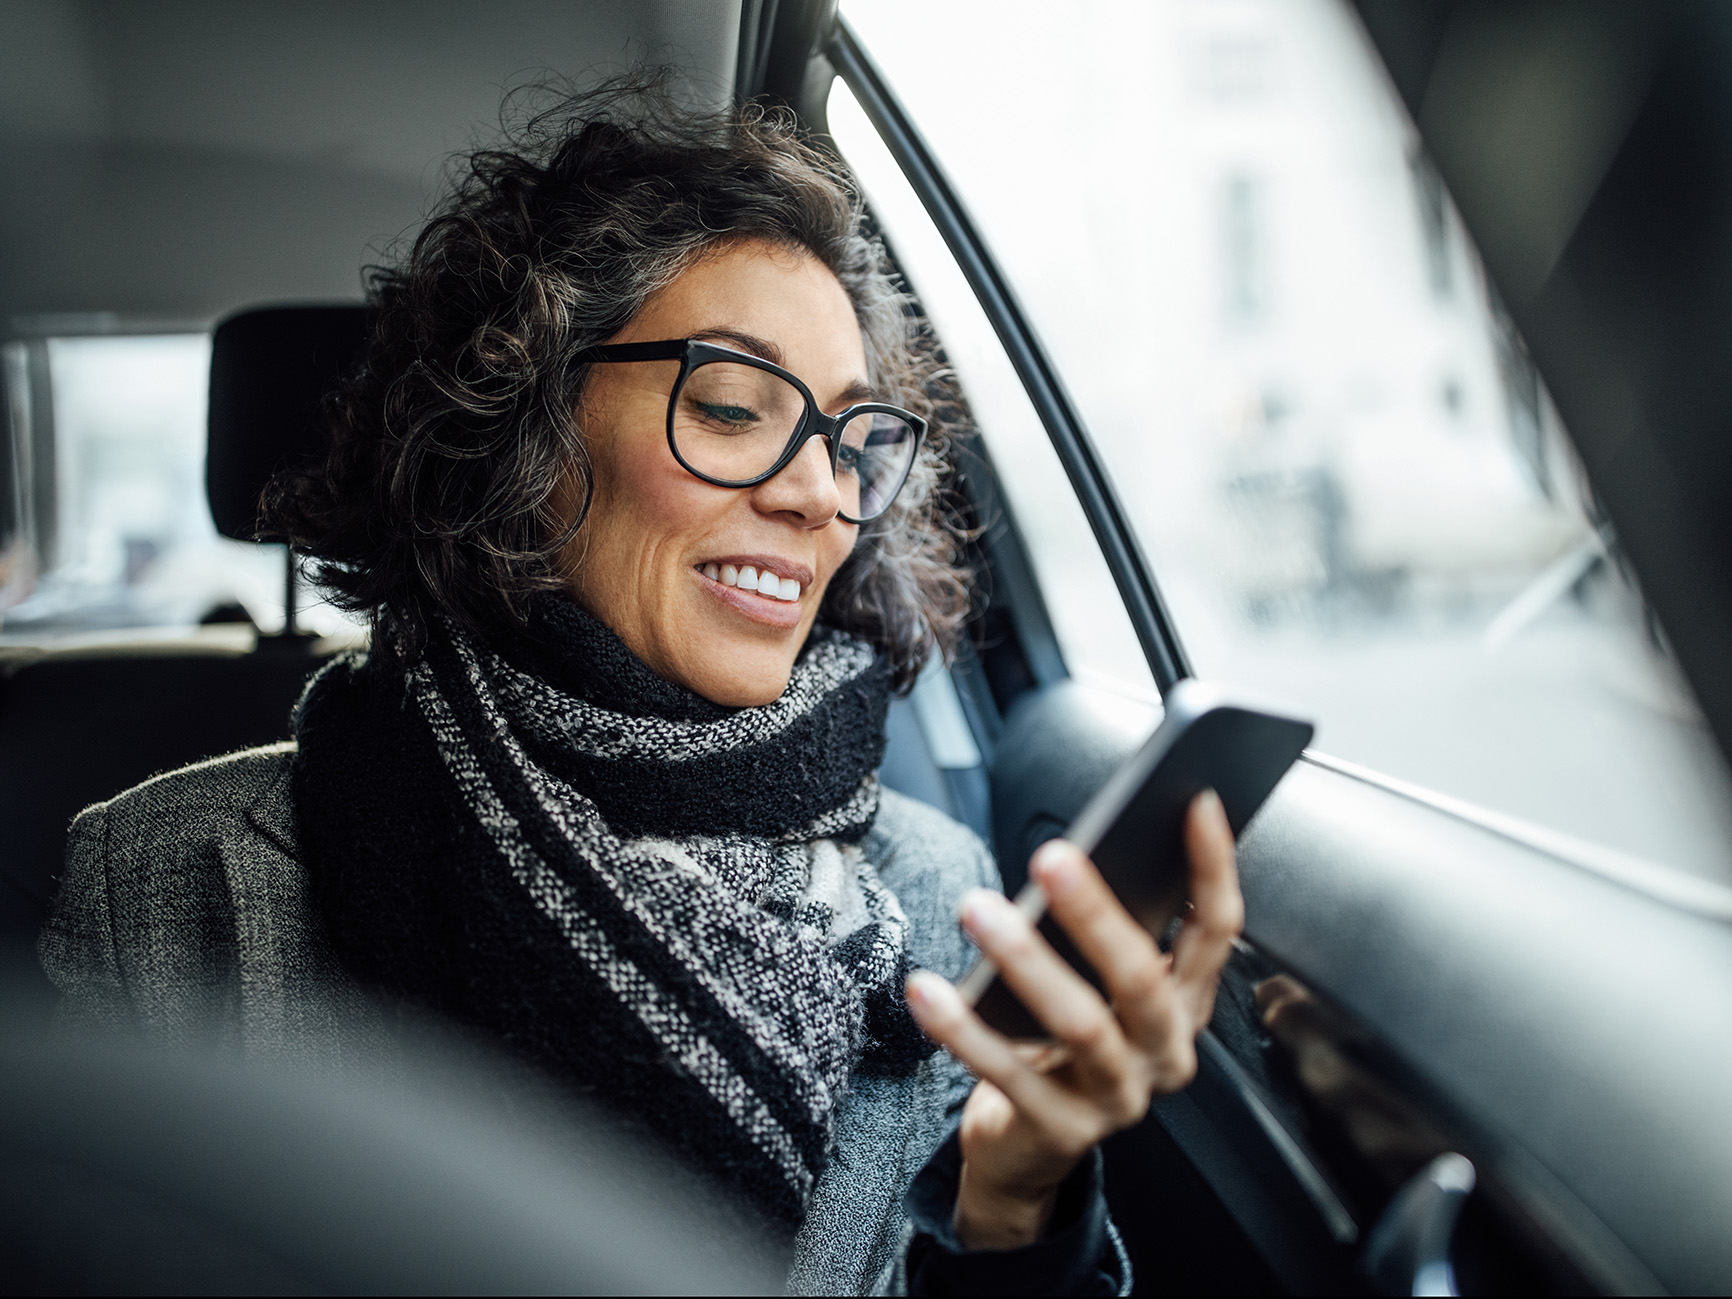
[[843, 0, 1732, 881], [828, 83, 1154, 702], [0, 333, 347, 640]]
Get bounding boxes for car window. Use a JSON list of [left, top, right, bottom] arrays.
[[0, 331, 346, 641], [828, 83, 1155, 705], [841, 0, 1732, 882]]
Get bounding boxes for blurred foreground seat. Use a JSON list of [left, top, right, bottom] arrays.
[[0, 1014, 781, 1293]]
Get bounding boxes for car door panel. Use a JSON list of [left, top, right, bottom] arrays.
[[989, 681, 1155, 893], [1241, 759, 1732, 1294]]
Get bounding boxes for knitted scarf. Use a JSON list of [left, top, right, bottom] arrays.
[[291, 598, 934, 1228]]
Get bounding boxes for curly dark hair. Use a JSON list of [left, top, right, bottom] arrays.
[[265, 79, 969, 690]]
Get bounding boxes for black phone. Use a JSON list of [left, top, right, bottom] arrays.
[[958, 680, 1314, 1039]]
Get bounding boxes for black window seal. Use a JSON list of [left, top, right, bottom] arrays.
[[826, 18, 1192, 693]]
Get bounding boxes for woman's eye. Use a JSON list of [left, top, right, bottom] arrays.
[[836, 443, 863, 475], [695, 401, 757, 427]]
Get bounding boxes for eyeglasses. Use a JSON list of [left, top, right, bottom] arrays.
[[573, 338, 926, 524]]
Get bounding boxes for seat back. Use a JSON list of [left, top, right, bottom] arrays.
[[207, 305, 369, 541]]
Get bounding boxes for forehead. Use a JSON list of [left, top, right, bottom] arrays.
[[626, 240, 867, 384]]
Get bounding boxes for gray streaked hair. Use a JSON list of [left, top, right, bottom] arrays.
[[266, 76, 970, 690]]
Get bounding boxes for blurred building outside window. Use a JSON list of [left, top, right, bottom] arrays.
[[839, 0, 1732, 882], [0, 331, 351, 642], [1220, 172, 1266, 325]]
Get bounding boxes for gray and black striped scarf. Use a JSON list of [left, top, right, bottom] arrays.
[[292, 598, 934, 1228]]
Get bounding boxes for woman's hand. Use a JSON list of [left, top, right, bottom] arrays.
[[904, 789, 1242, 1251]]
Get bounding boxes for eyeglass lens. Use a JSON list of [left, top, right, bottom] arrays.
[[673, 360, 918, 520]]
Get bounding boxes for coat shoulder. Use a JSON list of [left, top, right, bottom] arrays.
[[82, 741, 298, 857], [868, 789, 1001, 982], [870, 788, 999, 891], [40, 743, 310, 1045]]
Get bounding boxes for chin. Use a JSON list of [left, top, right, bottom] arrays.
[[685, 647, 800, 706], [723, 684, 788, 708], [702, 667, 794, 708]]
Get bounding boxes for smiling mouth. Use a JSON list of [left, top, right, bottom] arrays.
[[698, 561, 803, 603]]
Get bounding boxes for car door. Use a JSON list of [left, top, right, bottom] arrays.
[[741, 0, 1732, 1292]]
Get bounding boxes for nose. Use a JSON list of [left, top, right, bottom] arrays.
[[750, 430, 844, 527]]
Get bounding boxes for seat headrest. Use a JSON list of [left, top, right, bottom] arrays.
[[206, 304, 370, 542]]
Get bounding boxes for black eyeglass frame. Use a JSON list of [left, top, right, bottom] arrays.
[[573, 338, 927, 524]]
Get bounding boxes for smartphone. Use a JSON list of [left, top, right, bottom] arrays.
[[958, 680, 1314, 1039]]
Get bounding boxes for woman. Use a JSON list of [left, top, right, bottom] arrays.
[[40, 87, 1242, 1295]]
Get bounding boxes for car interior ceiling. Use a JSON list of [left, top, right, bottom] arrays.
[[5, 1, 1732, 1295]]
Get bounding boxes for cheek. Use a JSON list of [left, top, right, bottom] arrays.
[[599, 428, 712, 537], [818, 524, 861, 592], [571, 423, 719, 620]]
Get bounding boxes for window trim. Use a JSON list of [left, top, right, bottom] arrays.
[[827, 19, 1192, 693], [1302, 749, 1732, 924]]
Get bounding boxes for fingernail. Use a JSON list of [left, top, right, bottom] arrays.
[[1031, 840, 1080, 896], [1199, 788, 1223, 819], [905, 969, 952, 1016], [960, 888, 1006, 938]]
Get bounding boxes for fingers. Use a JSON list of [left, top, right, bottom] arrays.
[[1029, 841, 1176, 1040], [904, 970, 1062, 1115], [1171, 788, 1244, 1013], [957, 888, 1134, 1066], [1253, 973, 1310, 1022]]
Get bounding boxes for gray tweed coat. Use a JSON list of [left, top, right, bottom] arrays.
[[37, 742, 997, 1295]]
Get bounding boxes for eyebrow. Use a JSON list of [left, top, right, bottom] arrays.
[[834, 380, 879, 405], [692, 329, 881, 406], [691, 328, 784, 366]]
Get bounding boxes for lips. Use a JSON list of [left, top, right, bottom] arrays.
[[693, 555, 812, 628]]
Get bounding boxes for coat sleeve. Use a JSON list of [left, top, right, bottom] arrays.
[[876, 801, 1133, 1297]]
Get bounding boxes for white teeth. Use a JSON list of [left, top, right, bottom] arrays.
[[707, 562, 802, 602]]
